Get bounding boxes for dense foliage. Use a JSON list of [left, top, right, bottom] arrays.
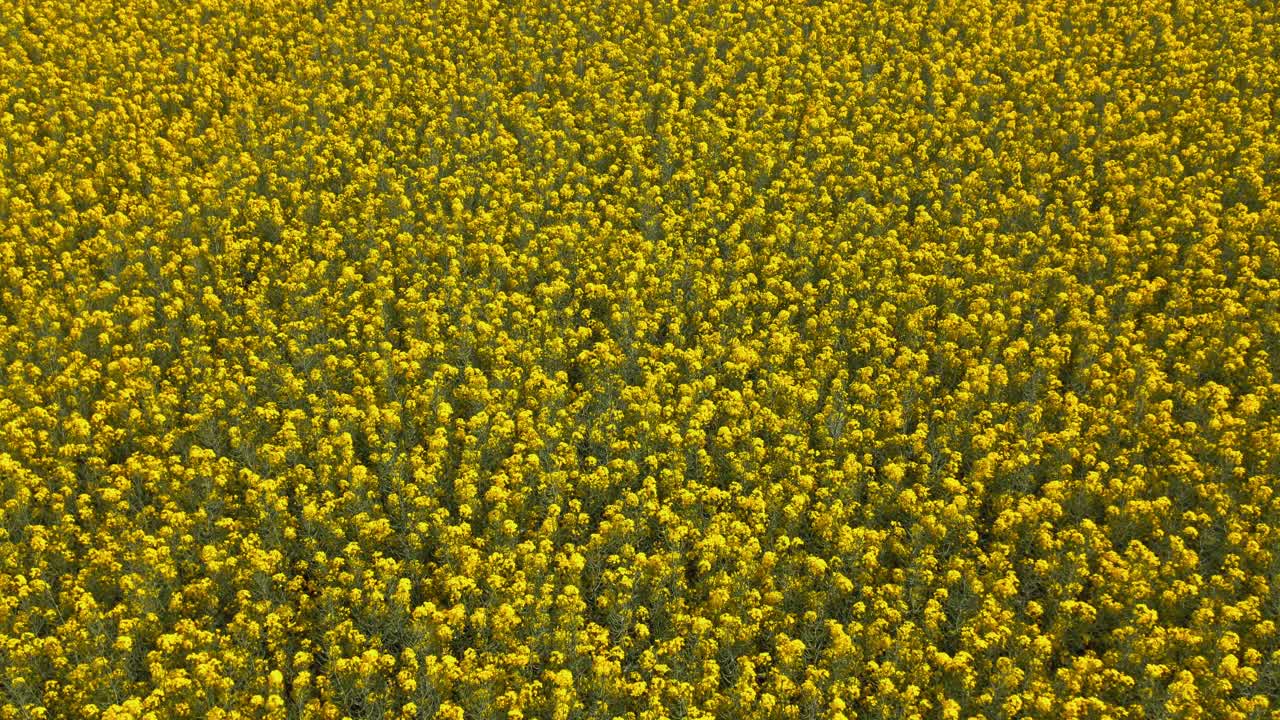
[[2, 0, 1279, 718]]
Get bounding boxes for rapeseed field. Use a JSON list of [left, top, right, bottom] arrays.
[[2, 0, 1278, 718]]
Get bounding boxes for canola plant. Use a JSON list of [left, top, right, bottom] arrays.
[[1, 0, 1279, 718]]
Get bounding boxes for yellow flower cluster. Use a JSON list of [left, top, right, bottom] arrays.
[[3, 0, 1279, 718]]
